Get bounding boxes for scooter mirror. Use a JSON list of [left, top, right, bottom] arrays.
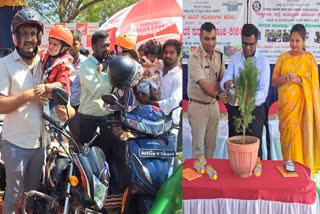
[[52, 87, 68, 106], [169, 100, 183, 116], [0, 48, 12, 58], [101, 94, 119, 105]]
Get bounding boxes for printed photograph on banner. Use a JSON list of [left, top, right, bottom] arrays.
[[182, 0, 247, 64], [248, 0, 320, 63]]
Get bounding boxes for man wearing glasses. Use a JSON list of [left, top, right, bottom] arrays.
[[220, 23, 270, 158]]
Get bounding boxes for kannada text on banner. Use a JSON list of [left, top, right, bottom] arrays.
[[182, 0, 247, 64], [249, 0, 320, 63]]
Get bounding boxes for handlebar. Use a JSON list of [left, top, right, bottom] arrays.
[[42, 112, 79, 155], [43, 112, 123, 155], [42, 113, 61, 129]]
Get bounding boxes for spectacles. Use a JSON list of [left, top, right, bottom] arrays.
[[242, 41, 257, 47]]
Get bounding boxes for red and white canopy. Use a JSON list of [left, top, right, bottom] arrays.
[[99, 0, 182, 49]]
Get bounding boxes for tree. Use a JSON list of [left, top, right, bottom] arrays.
[[26, 0, 139, 24], [75, 0, 139, 25]]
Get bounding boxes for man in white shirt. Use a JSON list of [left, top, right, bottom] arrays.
[[149, 39, 182, 131], [0, 9, 48, 213]]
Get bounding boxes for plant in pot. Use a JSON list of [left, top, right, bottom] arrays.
[[227, 57, 260, 178]]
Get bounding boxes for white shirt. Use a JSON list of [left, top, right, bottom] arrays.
[[78, 56, 112, 116], [0, 50, 43, 148], [220, 50, 270, 106], [158, 65, 182, 126]]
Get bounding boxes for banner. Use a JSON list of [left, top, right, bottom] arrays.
[[182, 0, 247, 64], [39, 23, 100, 53], [248, 0, 320, 63]]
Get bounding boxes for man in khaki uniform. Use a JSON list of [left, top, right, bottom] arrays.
[[187, 22, 225, 158]]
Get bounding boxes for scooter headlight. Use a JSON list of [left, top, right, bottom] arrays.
[[125, 118, 146, 133], [93, 174, 108, 210], [141, 118, 165, 135]]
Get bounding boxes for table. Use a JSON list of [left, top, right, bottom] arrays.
[[182, 118, 282, 161], [183, 159, 319, 214]]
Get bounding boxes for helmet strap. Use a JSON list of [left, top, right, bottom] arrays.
[[50, 43, 69, 58]]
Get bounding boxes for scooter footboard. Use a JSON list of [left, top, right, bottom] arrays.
[[125, 134, 177, 195]]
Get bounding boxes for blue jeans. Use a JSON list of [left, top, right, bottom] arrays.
[[1, 140, 44, 214]]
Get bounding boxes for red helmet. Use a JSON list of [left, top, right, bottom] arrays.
[[49, 25, 73, 47], [11, 9, 44, 46], [143, 39, 162, 56]]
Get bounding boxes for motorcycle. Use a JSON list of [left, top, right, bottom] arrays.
[[102, 94, 180, 214], [22, 88, 113, 214]]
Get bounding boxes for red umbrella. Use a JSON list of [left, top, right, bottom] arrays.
[[99, 0, 182, 50]]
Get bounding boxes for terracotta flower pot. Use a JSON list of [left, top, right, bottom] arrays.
[[227, 136, 260, 178]]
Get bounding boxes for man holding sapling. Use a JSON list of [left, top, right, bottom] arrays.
[[220, 24, 270, 158], [187, 22, 226, 158]]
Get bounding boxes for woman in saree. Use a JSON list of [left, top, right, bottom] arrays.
[[272, 24, 320, 175]]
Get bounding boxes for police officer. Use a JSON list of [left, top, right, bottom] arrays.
[[187, 22, 225, 158]]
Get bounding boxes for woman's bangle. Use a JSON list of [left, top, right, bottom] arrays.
[[298, 76, 303, 86]]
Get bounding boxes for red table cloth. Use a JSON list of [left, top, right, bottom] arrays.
[[183, 158, 316, 204]]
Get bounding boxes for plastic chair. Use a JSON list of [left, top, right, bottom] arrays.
[[182, 99, 188, 112], [267, 101, 282, 160], [268, 101, 278, 116], [218, 101, 228, 114]]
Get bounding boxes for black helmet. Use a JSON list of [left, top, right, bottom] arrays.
[[143, 39, 162, 56], [11, 9, 44, 46], [108, 56, 142, 89]]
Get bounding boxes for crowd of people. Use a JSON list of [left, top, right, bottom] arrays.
[[187, 21, 320, 176], [0, 8, 182, 214], [0, 5, 320, 214]]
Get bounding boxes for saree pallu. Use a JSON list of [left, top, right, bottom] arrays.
[[273, 51, 320, 175]]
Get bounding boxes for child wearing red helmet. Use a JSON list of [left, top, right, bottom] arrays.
[[34, 24, 74, 97], [33, 25, 75, 152]]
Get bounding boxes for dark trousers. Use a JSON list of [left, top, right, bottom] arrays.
[[69, 111, 80, 143], [79, 113, 125, 195], [226, 103, 266, 158]]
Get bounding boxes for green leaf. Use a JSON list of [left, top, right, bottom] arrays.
[[234, 57, 259, 141]]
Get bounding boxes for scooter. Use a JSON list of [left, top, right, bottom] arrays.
[[22, 88, 112, 214], [102, 94, 179, 214]]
